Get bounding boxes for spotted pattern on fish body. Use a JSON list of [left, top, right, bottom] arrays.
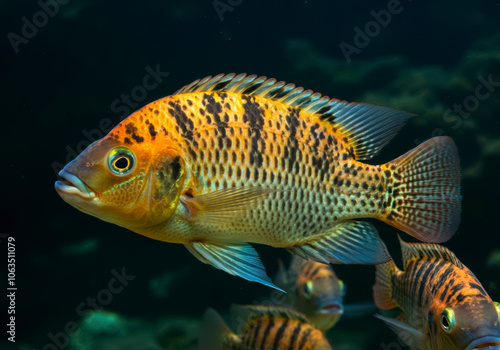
[[373, 239, 500, 350], [130, 92, 395, 243], [55, 73, 462, 290], [113, 90, 388, 245]]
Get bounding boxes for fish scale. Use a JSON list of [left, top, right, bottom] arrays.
[[55, 73, 461, 290]]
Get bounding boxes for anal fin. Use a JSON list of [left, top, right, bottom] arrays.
[[185, 241, 284, 292], [287, 221, 390, 265]]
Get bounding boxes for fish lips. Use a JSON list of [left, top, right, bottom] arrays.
[[317, 299, 344, 315], [465, 336, 500, 350], [55, 169, 95, 200]]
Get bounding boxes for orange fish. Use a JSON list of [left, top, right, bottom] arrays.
[[199, 305, 332, 350], [276, 256, 345, 332], [373, 238, 500, 350], [55, 73, 461, 290]]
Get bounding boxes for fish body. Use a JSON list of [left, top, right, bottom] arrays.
[[199, 305, 332, 350], [276, 256, 345, 332], [373, 238, 500, 350], [55, 73, 461, 289]]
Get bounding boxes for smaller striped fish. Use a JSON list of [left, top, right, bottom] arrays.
[[199, 305, 332, 350], [275, 256, 345, 332], [373, 238, 500, 350]]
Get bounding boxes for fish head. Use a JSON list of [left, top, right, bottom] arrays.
[[430, 300, 500, 350], [293, 261, 344, 328], [55, 118, 186, 230]]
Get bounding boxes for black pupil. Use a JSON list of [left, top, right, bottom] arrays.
[[303, 284, 310, 294], [115, 156, 129, 169], [442, 315, 449, 328]]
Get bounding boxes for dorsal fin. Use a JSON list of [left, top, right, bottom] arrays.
[[231, 304, 312, 326], [175, 73, 415, 160], [398, 236, 463, 269]]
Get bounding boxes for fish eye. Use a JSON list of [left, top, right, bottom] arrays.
[[338, 280, 346, 296], [440, 307, 455, 332], [302, 280, 313, 299], [108, 147, 136, 176]]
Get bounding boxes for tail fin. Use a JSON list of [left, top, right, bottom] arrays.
[[373, 260, 398, 310], [199, 308, 236, 350], [381, 136, 461, 243]]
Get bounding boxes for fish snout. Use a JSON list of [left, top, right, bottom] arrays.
[[55, 169, 95, 199], [318, 299, 344, 315]]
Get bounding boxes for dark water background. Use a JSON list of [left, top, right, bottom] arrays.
[[2, 0, 500, 349]]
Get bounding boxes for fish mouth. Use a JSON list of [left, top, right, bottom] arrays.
[[318, 300, 344, 315], [55, 170, 95, 199], [465, 336, 500, 350]]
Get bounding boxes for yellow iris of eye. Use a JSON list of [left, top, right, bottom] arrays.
[[338, 280, 346, 296], [494, 302, 500, 319], [302, 280, 314, 299], [440, 307, 455, 332], [108, 147, 136, 176]]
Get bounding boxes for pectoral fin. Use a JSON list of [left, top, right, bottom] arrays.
[[180, 186, 278, 224], [287, 221, 390, 264], [185, 241, 284, 292], [375, 314, 427, 350]]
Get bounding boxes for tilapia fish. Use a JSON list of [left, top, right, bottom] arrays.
[[373, 238, 500, 350], [55, 73, 461, 290], [199, 305, 332, 350], [276, 256, 345, 331]]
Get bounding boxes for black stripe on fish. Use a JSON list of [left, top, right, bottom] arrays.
[[405, 262, 428, 311], [309, 265, 323, 280], [298, 328, 312, 349], [431, 261, 451, 297], [469, 282, 488, 297], [249, 317, 263, 348], [425, 261, 448, 305], [260, 316, 275, 348], [285, 108, 300, 173], [416, 262, 441, 308], [439, 266, 458, 304], [242, 95, 265, 168], [289, 322, 303, 349], [202, 93, 227, 149], [272, 319, 289, 348], [301, 262, 315, 279], [148, 123, 157, 139], [168, 101, 194, 142]]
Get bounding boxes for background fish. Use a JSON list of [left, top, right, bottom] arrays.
[[199, 305, 332, 350], [276, 256, 345, 332], [373, 238, 500, 350], [55, 73, 461, 290]]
